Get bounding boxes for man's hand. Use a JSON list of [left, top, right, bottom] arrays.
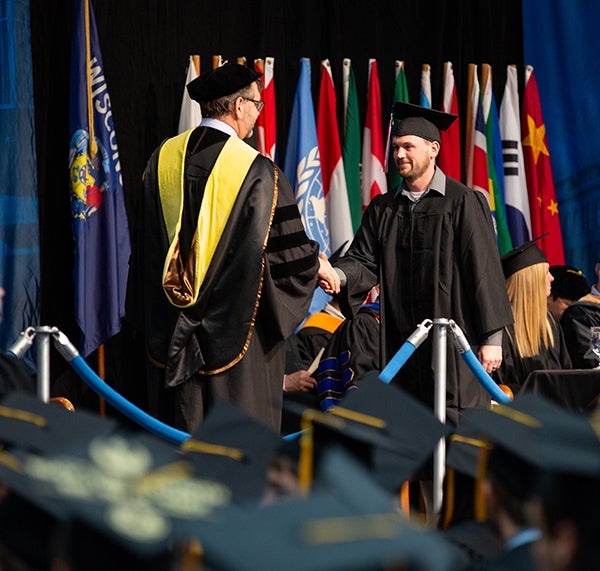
[[317, 252, 341, 294], [284, 370, 317, 392], [478, 345, 502, 374]]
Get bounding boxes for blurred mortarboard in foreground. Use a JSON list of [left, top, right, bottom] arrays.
[[191, 452, 466, 571], [0, 390, 118, 455], [391, 101, 457, 143], [0, 420, 234, 566], [461, 393, 600, 477], [500, 235, 548, 279], [284, 372, 451, 493], [180, 398, 281, 502], [187, 62, 261, 103]]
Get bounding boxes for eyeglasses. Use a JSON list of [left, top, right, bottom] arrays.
[[242, 97, 265, 112]]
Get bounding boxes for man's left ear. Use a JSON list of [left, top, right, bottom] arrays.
[[430, 140, 441, 158]]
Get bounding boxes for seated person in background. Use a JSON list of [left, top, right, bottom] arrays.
[[284, 296, 345, 375], [316, 288, 381, 411], [547, 265, 590, 320], [560, 261, 600, 368], [281, 295, 346, 434], [493, 239, 571, 396]]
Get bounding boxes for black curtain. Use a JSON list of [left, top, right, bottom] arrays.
[[30, 0, 523, 413]]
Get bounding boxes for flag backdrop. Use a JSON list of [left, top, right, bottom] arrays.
[[482, 64, 513, 254], [284, 58, 330, 256], [500, 64, 532, 248], [0, 0, 40, 363], [465, 64, 490, 204], [317, 59, 353, 253], [523, 0, 599, 277], [437, 61, 461, 181], [361, 59, 387, 208], [254, 57, 277, 161], [69, 0, 131, 357], [177, 55, 201, 134], [341, 58, 363, 233], [521, 65, 565, 265], [420, 63, 432, 108], [387, 60, 410, 191]]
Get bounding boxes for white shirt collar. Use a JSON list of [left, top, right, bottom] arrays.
[[200, 117, 238, 138]]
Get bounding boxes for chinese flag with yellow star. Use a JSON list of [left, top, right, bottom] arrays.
[[521, 65, 565, 264]]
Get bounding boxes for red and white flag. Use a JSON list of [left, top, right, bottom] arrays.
[[361, 59, 387, 208], [465, 64, 490, 203], [317, 60, 353, 252], [437, 61, 461, 181], [254, 57, 277, 161]]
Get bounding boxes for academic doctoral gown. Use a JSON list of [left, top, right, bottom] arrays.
[[317, 303, 381, 411], [126, 126, 319, 432], [335, 170, 513, 422], [494, 317, 572, 396]]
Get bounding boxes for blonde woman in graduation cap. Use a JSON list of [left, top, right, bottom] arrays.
[[494, 238, 571, 395]]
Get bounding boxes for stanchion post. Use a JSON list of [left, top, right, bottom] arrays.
[[35, 326, 57, 402], [432, 319, 449, 516]]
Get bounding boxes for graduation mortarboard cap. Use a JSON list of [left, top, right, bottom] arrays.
[[180, 398, 281, 502], [186, 62, 262, 103], [0, 390, 118, 456], [461, 393, 600, 478], [500, 234, 548, 278], [391, 101, 457, 143], [284, 371, 451, 493], [191, 476, 466, 571]]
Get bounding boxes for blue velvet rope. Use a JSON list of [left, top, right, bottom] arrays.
[[69, 355, 191, 445]]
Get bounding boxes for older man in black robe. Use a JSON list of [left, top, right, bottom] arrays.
[[126, 63, 339, 433]]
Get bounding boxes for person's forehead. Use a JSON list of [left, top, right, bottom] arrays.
[[391, 134, 427, 146]]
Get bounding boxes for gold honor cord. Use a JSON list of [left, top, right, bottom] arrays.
[[492, 404, 543, 428], [0, 405, 46, 427], [181, 439, 244, 461]]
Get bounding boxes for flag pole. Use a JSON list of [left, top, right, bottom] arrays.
[[98, 343, 106, 416]]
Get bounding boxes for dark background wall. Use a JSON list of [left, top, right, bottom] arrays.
[[29, 0, 523, 410]]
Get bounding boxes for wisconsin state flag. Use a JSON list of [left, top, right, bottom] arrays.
[[69, 0, 131, 356], [521, 65, 565, 264]]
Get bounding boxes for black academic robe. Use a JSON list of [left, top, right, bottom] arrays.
[[335, 174, 513, 422], [126, 126, 319, 432], [560, 296, 600, 369], [494, 316, 572, 396]]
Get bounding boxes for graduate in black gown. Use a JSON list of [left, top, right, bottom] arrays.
[[125, 64, 340, 433], [333, 102, 513, 425], [493, 239, 571, 396]]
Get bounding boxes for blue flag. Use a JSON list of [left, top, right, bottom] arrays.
[[0, 0, 40, 366], [284, 58, 331, 315], [284, 58, 331, 257], [69, 0, 131, 357]]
